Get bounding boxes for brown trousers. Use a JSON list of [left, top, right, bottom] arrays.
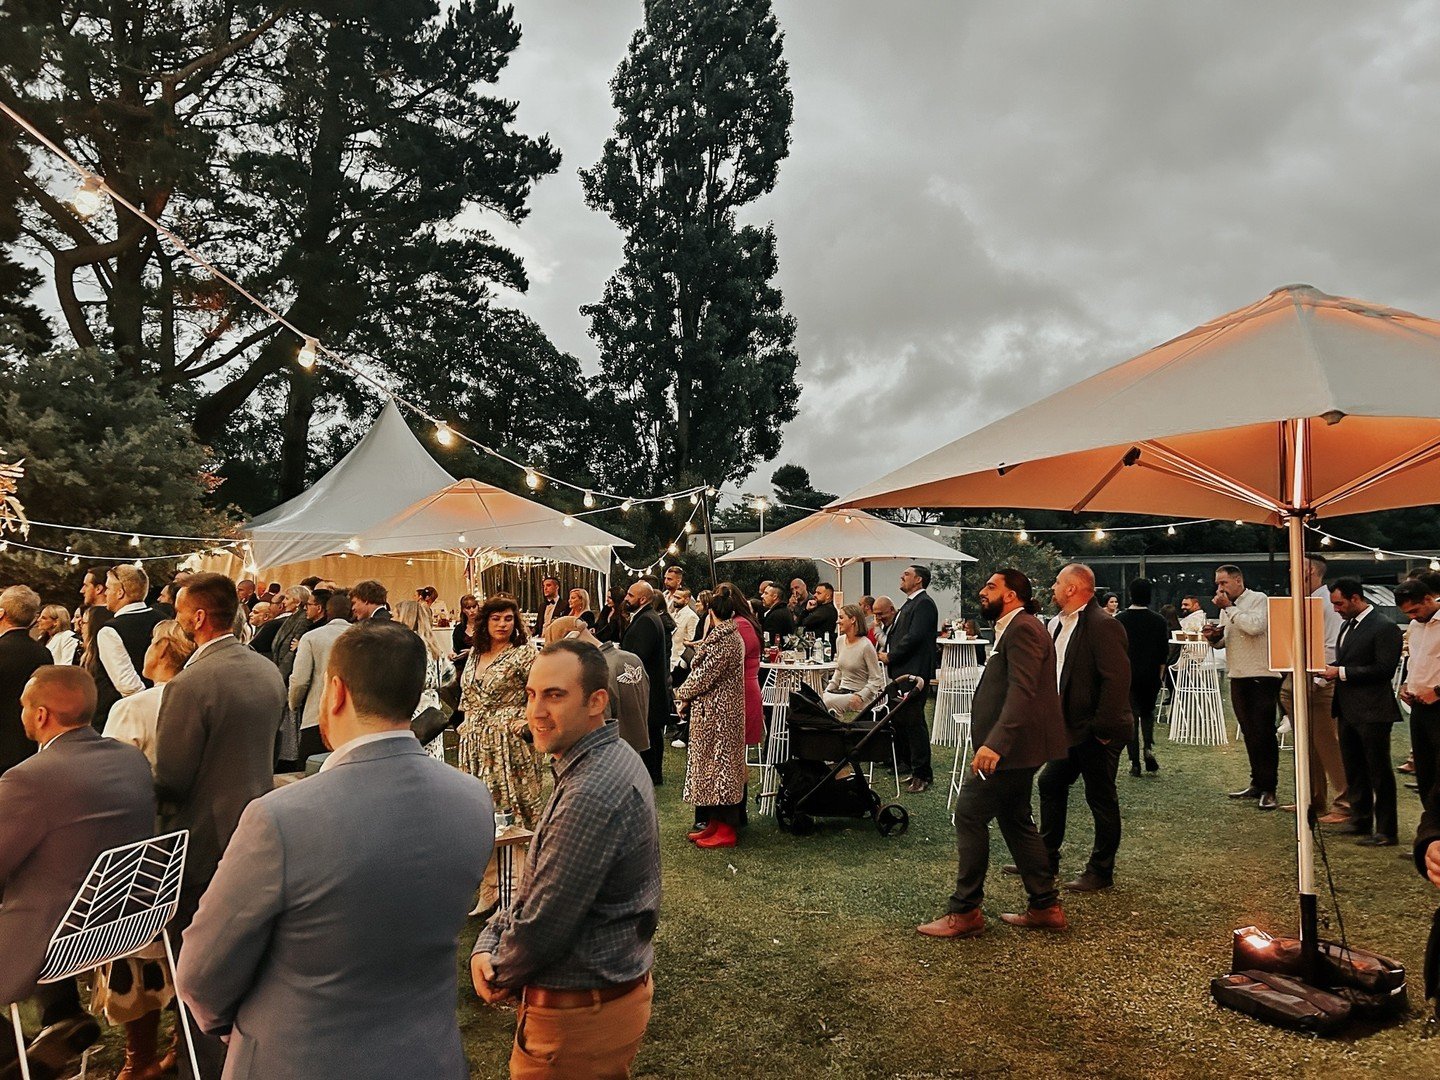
[[1279, 673, 1346, 811], [510, 977, 653, 1080]]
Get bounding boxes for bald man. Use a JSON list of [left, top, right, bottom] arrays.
[[0, 667, 154, 1077], [622, 581, 671, 785]]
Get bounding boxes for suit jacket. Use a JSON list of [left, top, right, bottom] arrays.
[[270, 611, 310, 684], [1054, 600, 1134, 745], [884, 590, 939, 682], [154, 637, 286, 894], [0, 628, 52, 775], [0, 726, 155, 1004], [248, 618, 283, 658], [368, 606, 391, 623], [1332, 611, 1404, 725], [622, 608, 671, 728], [761, 603, 795, 641], [1115, 606, 1171, 695], [538, 596, 564, 632], [289, 620, 351, 732], [177, 736, 493, 1080], [969, 611, 1067, 770], [800, 600, 838, 638]]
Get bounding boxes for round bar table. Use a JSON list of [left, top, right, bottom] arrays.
[[934, 637, 987, 746], [1167, 637, 1228, 745]]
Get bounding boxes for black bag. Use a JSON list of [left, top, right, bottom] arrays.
[[1230, 928, 1406, 1015], [411, 706, 452, 747], [1211, 971, 1352, 1034], [437, 669, 463, 714]]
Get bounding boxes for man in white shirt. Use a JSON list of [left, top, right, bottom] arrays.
[[1203, 564, 1282, 810], [667, 588, 700, 748], [96, 565, 164, 719], [1398, 577, 1440, 810], [1277, 555, 1349, 822]]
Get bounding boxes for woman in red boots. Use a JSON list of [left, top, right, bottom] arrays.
[[676, 588, 748, 848]]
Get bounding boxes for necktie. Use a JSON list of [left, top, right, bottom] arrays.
[[1337, 618, 1355, 655]]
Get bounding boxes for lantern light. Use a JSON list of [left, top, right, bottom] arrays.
[[583, 491, 596, 509], [1017, 529, 1028, 543], [69, 175, 105, 219], [525, 469, 541, 490], [1094, 528, 1107, 541], [435, 422, 456, 447], [296, 336, 318, 370]]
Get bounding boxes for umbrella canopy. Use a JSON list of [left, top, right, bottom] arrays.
[[834, 283, 1440, 970], [836, 285, 1440, 525], [351, 478, 630, 574], [244, 398, 456, 566], [716, 509, 976, 569]]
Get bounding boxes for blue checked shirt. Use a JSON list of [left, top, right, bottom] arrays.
[[474, 723, 661, 989]]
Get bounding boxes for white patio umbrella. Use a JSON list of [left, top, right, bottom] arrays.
[[715, 508, 976, 571], [834, 284, 1440, 969]]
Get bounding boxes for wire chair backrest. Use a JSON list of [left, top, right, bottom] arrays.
[[37, 830, 188, 985]]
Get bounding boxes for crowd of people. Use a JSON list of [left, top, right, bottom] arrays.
[[3, 551, 1440, 1078]]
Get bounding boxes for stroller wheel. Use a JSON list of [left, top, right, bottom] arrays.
[[791, 811, 816, 836], [874, 803, 909, 837], [776, 800, 795, 834]]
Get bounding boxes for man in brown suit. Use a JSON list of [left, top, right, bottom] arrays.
[[918, 569, 1069, 939], [0, 666, 154, 1079], [154, 573, 285, 1079]]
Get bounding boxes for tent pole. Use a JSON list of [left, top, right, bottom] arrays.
[[701, 487, 718, 589], [1286, 510, 1319, 980]]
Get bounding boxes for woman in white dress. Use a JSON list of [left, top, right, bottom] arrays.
[[823, 604, 884, 715], [105, 620, 195, 765], [394, 599, 454, 759], [31, 604, 79, 665]]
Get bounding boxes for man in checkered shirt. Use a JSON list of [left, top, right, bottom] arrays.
[[472, 639, 661, 1078]]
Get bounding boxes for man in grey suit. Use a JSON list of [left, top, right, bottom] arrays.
[[918, 569, 1069, 939], [287, 591, 352, 762], [0, 666, 154, 1080], [177, 621, 494, 1080], [155, 573, 285, 1080]]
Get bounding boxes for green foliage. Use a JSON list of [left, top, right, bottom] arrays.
[[713, 462, 833, 531], [581, 0, 799, 493], [933, 512, 1066, 618], [0, 349, 234, 601]]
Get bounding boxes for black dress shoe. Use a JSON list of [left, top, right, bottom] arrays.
[[1063, 871, 1114, 893], [1257, 792, 1278, 810], [1002, 863, 1020, 876], [1144, 752, 1160, 773], [1356, 834, 1397, 847], [1228, 787, 1262, 799], [1129, 762, 1142, 777]]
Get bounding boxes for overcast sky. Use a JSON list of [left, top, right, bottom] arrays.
[[484, 0, 1440, 498]]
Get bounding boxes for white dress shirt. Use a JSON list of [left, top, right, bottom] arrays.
[[1314, 584, 1342, 664], [1406, 615, 1440, 695], [1049, 607, 1082, 688], [318, 729, 416, 772], [1334, 604, 1373, 681], [991, 606, 1022, 645], [669, 603, 699, 670], [105, 683, 166, 766], [96, 602, 150, 696], [46, 630, 79, 666]]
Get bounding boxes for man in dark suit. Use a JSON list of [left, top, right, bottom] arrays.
[[622, 580, 671, 786], [538, 576, 565, 634], [0, 585, 52, 776], [1034, 564, 1133, 893], [155, 572, 286, 1079], [0, 666, 154, 1078], [760, 584, 796, 641], [1324, 577, 1405, 846], [1115, 577, 1171, 776], [800, 582, 838, 640], [918, 569, 1069, 938], [878, 564, 940, 792], [350, 579, 391, 622], [178, 622, 494, 1080]]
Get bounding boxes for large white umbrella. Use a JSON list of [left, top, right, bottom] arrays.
[[715, 508, 976, 570], [835, 284, 1440, 970]]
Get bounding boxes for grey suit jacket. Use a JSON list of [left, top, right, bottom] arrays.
[[969, 610, 1068, 771], [176, 736, 495, 1080], [154, 637, 286, 894], [288, 620, 351, 731], [0, 726, 155, 1004]]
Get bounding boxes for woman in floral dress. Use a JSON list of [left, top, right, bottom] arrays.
[[458, 595, 542, 914]]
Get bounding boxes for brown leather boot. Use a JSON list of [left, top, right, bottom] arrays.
[[917, 909, 984, 938], [116, 1010, 163, 1080], [1000, 904, 1068, 930]]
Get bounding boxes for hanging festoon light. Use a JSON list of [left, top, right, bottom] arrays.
[[1167, 525, 1177, 537], [457, 533, 467, 545], [1374, 549, 1386, 561], [1430, 559, 1440, 571], [69, 174, 106, 219], [667, 543, 679, 555], [663, 497, 675, 512], [583, 490, 596, 509], [296, 336, 319, 370], [525, 468, 541, 491], [128, 534, 141, 548], [705, 486, 716, 497], [684, 521, 695, 533], [690, 493, 699, 505], [1320, 534, 1332, 546], [1094, 527, 1107, 541], [621, 498, 633, 512], [434, 421, 456, 447], [1017, 528, 1029, 543], [562, 515, 575, 528]]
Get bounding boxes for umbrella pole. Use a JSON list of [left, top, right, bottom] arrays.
[[701, 488, 717, 589], [1285, 511, 1320, 979]]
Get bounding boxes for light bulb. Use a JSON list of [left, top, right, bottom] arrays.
[[621, 499, 633, 512], [1374, 549, 1385, 561], [406, 559, 414, 566], [583, 491, 596, 509], [668, 543, 678, 555], [844, 515, 853, 524], [1430, 560, 1439, 571], [524, 469, 541, 490], [1320, 535, 1331, 546], [1017, 529, 1028, 543], [562, 515, 575, 528], [458, 534, 467, 545], [706, 486, 716, 497], [1234, 519, 1244, 526], [128, 534, 140, 547], [684, 521, 695, 533], [69, 175, 105, 219], [435, 422, 455, 447], [0, 540, 7, 552], [133, 559, 143, 569], [1166, 525, 1176, 537], [932, 528, 940, 536], [297, 336, 318, 370], [752, 498, 767, 511], [1094, 528, 1107, 541], [69, 555, 80, 565], [690, 494, 699, 505], [664, 497, 675, 512]]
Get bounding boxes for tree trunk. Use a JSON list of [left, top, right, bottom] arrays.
[[279, 368, 316, 499]]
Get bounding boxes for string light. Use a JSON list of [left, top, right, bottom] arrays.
[[1166, 525, 1176, 537], [1017, 529, 1028, 543], [1094, 528, 1107, 541], [706, 487, 717, 497], [69, 175, 105, 219], [690, 494, 699, 505], [621, 499, 633, 512], [434, 422, 456, 447], [524, 469, 541, 491], [1320, 535, 1332, 546], [562, 515, 575, 528], [1430, 560, 1440, 571], [346, 537, 360, 552], [457, 533, 467, 544], [129, 534, 141, 548], [932, 528, 940, 536], [1374, 549, 1385, 561], [663, 497, 675, 512], [667, 543, 678, 555], [132, 559, 142, 569], [843, 515, 854, 524], [0, 540, 7, 552], [583, 491, 596, 509], [296, 336, 318, 370], [406, 558, 414, 565], [684, 521, 695, 533]]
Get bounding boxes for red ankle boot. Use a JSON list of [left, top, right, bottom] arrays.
[[696, 822, 738, 848], [687, 821, 718, 843]]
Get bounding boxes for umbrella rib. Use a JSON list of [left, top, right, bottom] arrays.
[[1311, 435, 1440, 511], [1068, 449, 1136, 515], [1139, 441, 1284, 514]]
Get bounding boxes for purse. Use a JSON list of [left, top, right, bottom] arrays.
[[411, 706, 452, 746]]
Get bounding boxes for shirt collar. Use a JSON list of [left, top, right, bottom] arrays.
[[186, 633, 235, 666], [114, 602, 149, 616], [552, 723, 617, 781], [1350, 605, 1373, 625], [993, 607, 1022, 640], [319, 729, 416, 772]]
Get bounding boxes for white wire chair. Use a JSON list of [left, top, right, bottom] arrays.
[[947, 714, 974, 825], [7, 830, 200, 1080]]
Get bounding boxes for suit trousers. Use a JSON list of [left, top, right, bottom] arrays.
[[510, 976, 653, 1080], [1337, 717, 1397, 840], [170, 885, 228, 1080], [1038, 737, 1123, 881], [1231, 676, 1282, 794], [1126, 680, 1161, 765], [892, 689, 932, 782], [0, 980, 85, 1069], [1279, 674, 1344, 811], [1411, 700, 1440, 809], [948, 766, 1058, 913]]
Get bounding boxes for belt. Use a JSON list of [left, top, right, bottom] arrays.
[[521, 973, 650, 1009]]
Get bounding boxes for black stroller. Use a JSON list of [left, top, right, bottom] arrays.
[[773, 676, 924, 837]]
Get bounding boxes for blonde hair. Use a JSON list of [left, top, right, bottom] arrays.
[[394, 599, 443, 660], [33, 604, 72, 641], [107, 563, 149, 602], [149, 619, 197, 674], [543, 615, 586, 646]]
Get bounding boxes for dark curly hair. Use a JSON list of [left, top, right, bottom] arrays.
[[478, 595, 529, 648]]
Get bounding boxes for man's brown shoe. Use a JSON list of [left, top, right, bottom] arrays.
[[917, 909, 984, 938], [904, 777, 931, 794], [1000, 905, 1068, 930], [1317, 810, 1350, 825]]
